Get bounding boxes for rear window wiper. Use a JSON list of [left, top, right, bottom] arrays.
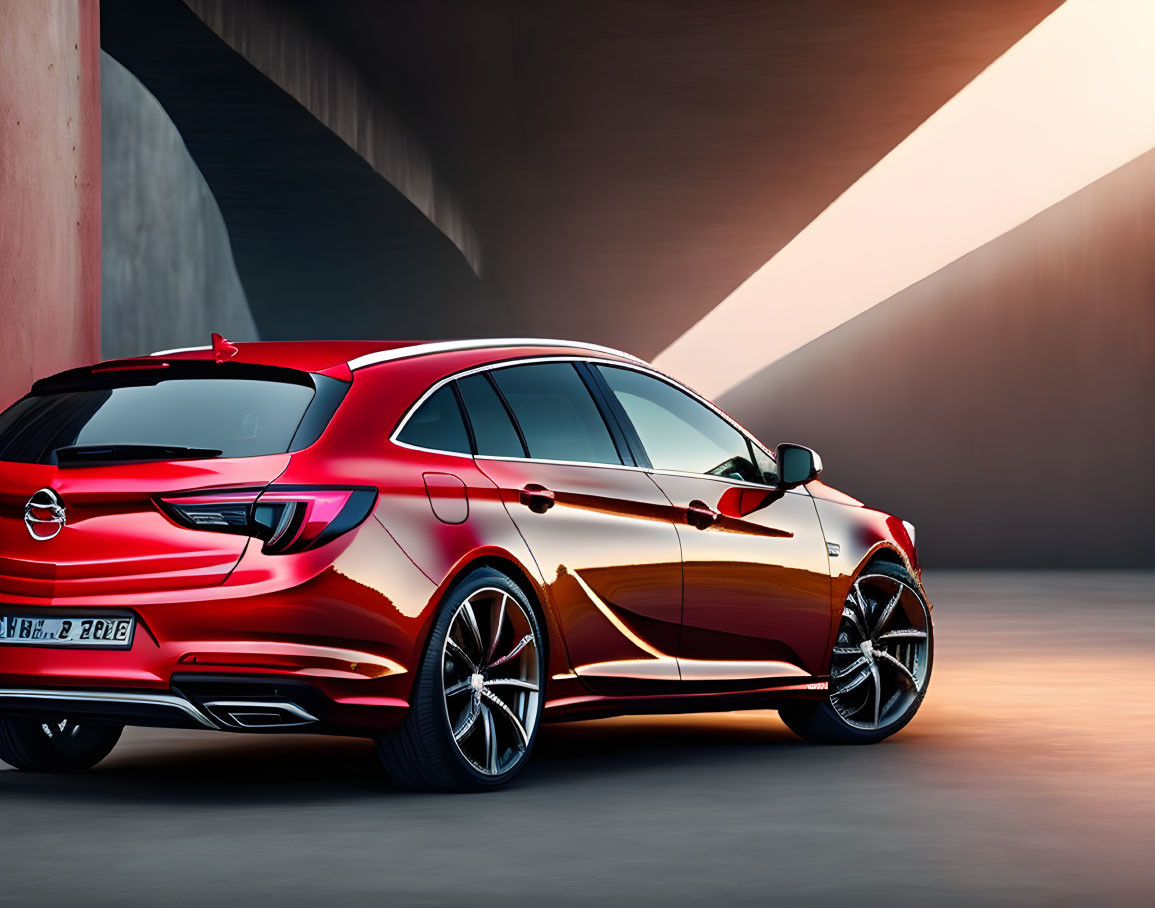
[[53, 444, 224, 466]]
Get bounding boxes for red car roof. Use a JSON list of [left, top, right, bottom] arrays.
[[140, 338, 641, 376], [150, 340, 419, 373]]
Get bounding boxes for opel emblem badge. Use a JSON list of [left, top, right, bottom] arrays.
[[24, 488, 66, 541]]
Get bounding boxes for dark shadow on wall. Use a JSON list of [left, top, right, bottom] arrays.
[[100, 0, 487, 342], [290, 0, 1061, 359], [719, 148, 1155, 569]]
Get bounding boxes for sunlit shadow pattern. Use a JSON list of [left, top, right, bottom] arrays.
[[654, 0, 1155, 399]]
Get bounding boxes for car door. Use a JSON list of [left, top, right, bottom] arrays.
[[459, 362, 684, 693], [593, 364, 834, 679]]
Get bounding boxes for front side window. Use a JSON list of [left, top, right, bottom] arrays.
[[489, 363, 621, 465], [597, 365, 761, 483], [750, 443, 777, 484], [396, 385, 471, 454]]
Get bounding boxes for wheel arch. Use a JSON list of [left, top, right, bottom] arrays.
[[862, 544, 907, 573], [854, 542, 928, 601], [820, 540, 928, 672], [436, 551, 565, 676]]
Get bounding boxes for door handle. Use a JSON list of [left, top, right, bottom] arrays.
[[685, 500, 719, 530], [519, 484, 556, 514]]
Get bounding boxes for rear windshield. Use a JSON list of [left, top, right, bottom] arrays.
[[0, 363, 344, 464]]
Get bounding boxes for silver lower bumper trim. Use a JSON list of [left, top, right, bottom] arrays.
[[0, 688, 219, 729]]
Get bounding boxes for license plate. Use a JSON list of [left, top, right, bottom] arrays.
[[0, 614, 135, 648]]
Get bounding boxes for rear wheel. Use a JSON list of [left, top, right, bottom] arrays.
[[780, 561, 932, 744], [0, 717, 122, 772], [377, 568, 544, 791]]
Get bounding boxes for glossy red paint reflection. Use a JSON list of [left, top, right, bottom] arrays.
[[0, 340, 925, 732]]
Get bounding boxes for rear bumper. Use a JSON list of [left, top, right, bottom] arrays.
[[0, 539, 443, 732], [0, 619, 415, 731], [0, 512, 440, 732], [0, 673, 408, 734]]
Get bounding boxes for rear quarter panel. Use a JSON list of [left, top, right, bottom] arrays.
[[292, 360, 577, 686]]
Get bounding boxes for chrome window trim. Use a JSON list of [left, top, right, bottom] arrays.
[[391, 436, 476, 460], [347, 338, 642, 372], [388, 355, 789, 491], [475, 453, 645, 471], [473, 454, 803, 495]]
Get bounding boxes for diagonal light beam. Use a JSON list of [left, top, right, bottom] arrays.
[[653, 0, 1155, 399]]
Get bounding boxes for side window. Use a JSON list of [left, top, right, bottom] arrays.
[[456, 373, 525, 458], [751, 443, 778, 485], [489, 363, 622, 465], [396, 385, 471, 454], [597, 365, 762, 483]]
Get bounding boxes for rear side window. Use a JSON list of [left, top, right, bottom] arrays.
[[0, 365, 338, 464], [395, 386, 471, 454], [489, 363, 621, 465], [455, 374, 525, 458]]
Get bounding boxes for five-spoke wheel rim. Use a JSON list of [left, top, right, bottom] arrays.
[[441, 587, 540, 776], [829, 573, 930, 730]]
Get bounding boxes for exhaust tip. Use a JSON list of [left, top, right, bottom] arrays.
[[202, 700, 318, 730]]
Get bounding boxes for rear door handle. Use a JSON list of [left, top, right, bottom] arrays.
[[519, 484, 556, 514], [685, 500, 719, 530]]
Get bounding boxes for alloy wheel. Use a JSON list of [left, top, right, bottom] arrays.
[[441, 587, 541, 776], [829, 573, 930, 730]]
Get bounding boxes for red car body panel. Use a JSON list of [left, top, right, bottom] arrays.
[[0, 339, 924, 733], [0, 455, 289, 598]]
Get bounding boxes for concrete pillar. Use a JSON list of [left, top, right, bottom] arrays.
[[0, 0, 101, 407]]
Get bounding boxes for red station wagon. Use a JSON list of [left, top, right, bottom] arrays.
[[0, 337, 932, 789]]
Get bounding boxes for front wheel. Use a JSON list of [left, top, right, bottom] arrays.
[[377, 568, 544, 791], [0, 717, 123, 772], [780, 561, 933, 744]]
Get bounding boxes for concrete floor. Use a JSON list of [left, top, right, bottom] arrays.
[[1, 572, 1152, 906]]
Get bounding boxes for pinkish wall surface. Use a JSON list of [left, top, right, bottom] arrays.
[[0, 0, 101, 408]]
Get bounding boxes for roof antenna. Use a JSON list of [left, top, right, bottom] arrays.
[[212, 333, 239, 363]]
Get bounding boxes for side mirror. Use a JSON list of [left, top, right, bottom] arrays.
[[776, 443, 822, 488]]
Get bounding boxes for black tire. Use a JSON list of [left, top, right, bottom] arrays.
[[780, 561, 933, 744], [377, 567, 545, 791], [0, 717, 122, 772]]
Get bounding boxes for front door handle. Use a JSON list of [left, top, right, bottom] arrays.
[[519, 484, 556, 514], [685, 500, 719, 530]]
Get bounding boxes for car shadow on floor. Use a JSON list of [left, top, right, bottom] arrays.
[[0, 712, 847, 806]]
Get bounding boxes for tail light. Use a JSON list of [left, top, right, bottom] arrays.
[[157, 486, 377, 554]]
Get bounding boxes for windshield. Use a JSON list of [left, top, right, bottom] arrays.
[[0, 366, 327, 464]]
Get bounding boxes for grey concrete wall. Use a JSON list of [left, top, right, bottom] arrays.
[[719, 148, 1155, 569], [100, 51, 257, 359]]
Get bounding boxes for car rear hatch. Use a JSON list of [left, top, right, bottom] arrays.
[[0, 359, 348, 599]]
